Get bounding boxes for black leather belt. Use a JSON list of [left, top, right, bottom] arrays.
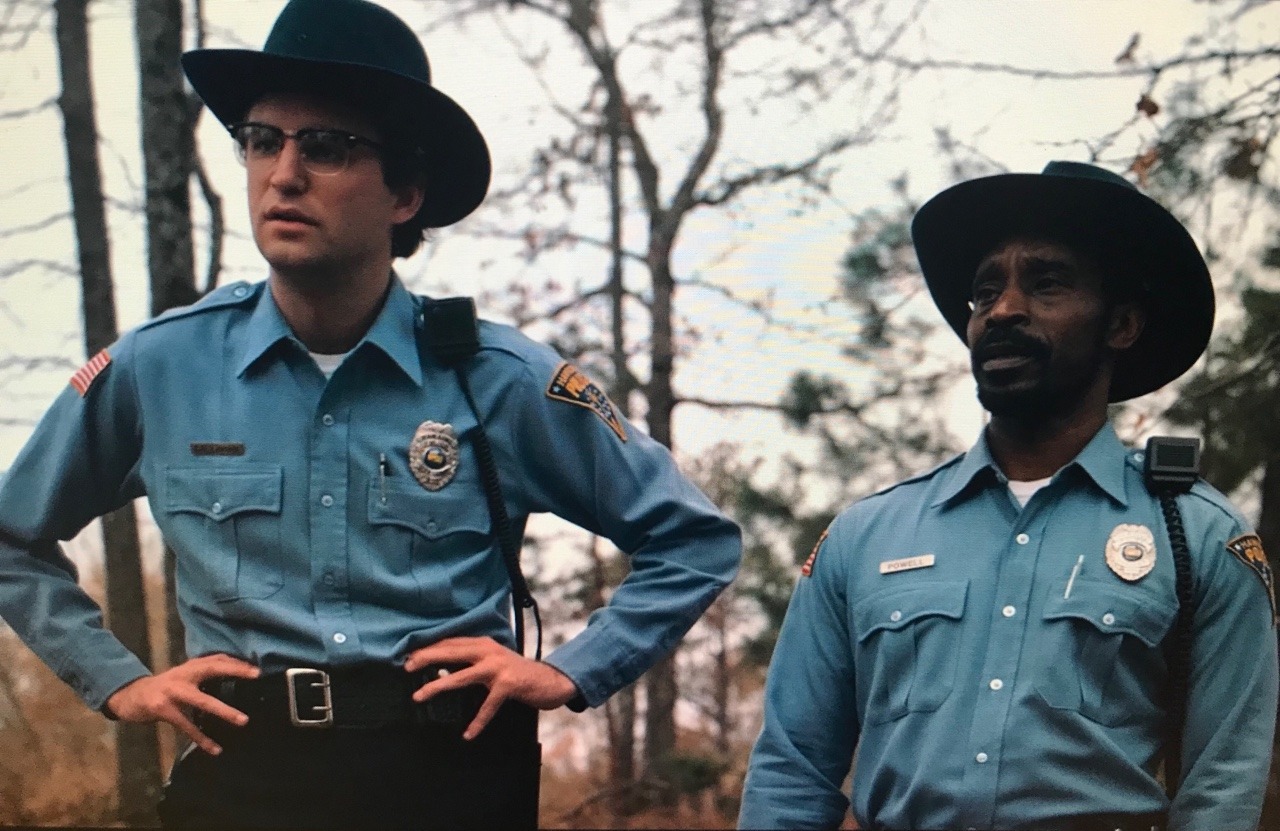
[[200, 663, 486, 730], [883, 813, 1166, 831], [1039, 812, 1167, 831]]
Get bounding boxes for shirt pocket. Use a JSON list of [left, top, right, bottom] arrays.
[[1034, 578, 1175, 726], [854, 580, 969, 725], [162, 465, 284, 602], [367, 483, 495, 615]]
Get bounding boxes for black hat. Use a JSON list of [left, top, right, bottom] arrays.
[[911, 160, 1214, 401], [182, 0, 490, 228]]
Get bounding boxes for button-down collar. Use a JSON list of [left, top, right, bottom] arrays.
[[235, 276, 423, 386], [934, 422, 1130, 510]]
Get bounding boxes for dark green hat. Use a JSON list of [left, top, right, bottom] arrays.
[[182, 0, 490, 228], [911, 160, 1214, 402]]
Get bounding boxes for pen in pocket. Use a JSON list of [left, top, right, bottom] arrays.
[[1064, 554, 1084, 599]]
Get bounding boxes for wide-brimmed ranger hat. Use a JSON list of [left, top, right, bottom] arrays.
[[911, 160, 1214, 402], [182, 0, 490, 228]]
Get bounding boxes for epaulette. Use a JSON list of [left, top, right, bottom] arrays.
[[473, 318, 542, 364], [862, 452, 967, 501], [136, 281, 259, 332]]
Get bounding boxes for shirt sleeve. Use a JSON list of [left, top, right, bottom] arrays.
[[0, 337, 152, 710], [1168, 505, 1279, 831], [738, 521, 859, 830], [490, 357, 741, 708]]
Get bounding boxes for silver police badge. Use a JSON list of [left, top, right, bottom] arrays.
[[1105, 523, 1157, 581], [409, 421, 459, 491]]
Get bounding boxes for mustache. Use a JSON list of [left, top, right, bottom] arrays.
[[972, 325, 1051, 363]]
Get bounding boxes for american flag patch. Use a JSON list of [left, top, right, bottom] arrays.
[[70, 349, 111, 396]]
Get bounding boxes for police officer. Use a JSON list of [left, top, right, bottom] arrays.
[[0, 0, 740, 827], [738, 161, 1278, 831]]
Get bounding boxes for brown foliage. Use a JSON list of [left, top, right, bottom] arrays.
[[0, 560, 178, 825]]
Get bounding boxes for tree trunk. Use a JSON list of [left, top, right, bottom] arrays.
[[711, 593, 732, 757], [54, 0, 161, 821], [136, 0, 200, 671], [602, 89, 640, 812], [642, 239, 679, 783], [136, 0, 198, 316]]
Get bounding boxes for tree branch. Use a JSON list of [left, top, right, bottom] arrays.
[[667, 0, 726, 227], [852, 46, 1280, 81], [0, 96, 55, 119]]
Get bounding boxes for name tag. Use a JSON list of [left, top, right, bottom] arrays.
[[879, 554, 936, 575], [191, 442, 246, 457]]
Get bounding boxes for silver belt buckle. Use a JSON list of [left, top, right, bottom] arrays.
[[285, 667, 333, 728]]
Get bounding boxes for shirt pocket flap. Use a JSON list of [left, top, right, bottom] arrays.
[[163, 466, 283, 521], [856, 581, 969, 642], [1042, 579, 1176, 647], [367, 483, 491, 539]]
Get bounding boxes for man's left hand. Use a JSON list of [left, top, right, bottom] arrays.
[[403, 637, 578, 740]]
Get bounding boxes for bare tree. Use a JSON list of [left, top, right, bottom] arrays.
[[135, 0, 224, 674], [53, 0, 161, 821], [424, 0, 920, 791], [135, 0, 205, 676]]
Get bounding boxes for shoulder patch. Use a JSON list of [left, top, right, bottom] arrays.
[[545, 362, 626, 442], [69, 349, 111, 396], [1227, 533, 1277, 627], [801, 527, 831, 577]]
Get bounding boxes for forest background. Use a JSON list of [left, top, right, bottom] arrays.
[[0, 0, 1277, 827]]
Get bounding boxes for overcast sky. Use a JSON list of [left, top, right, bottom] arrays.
[[1, 0, 1273, 474]]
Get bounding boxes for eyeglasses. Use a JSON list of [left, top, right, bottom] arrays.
[[229, 122, 384, 176]]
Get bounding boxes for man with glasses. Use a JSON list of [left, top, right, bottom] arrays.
[[0, 0, 740, 827]]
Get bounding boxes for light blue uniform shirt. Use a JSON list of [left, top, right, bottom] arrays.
[[0, 278, 740, 711], [740, 424, 1277, 831]]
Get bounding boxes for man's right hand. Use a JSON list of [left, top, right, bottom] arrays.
[[106, 653, 260, 756]]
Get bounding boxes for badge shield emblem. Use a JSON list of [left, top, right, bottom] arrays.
[[1106, 523, 1157, 581], [409, 422, 459, 491]]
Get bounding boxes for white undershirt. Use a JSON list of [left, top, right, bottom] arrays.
[[310, 351, 349, 379], [1007, 476, 1052, 507]]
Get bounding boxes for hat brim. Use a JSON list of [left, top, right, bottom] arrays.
[[182, 49, 490, 228], [911, 173, 1214, 402]]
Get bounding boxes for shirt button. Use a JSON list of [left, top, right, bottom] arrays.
[[889, 610, 902, 622], [989, 678, 1004, 691], [1002, 605, 1016, 618], [1016, 533, 1030, 545], [332, 633, 347, 644], [323, 574, 336, 587], [426, 520, 438, 533], [321, 413, 335, 426], [211, 501, 222, 515], [975, 752, 988, 764], [233, 286, 248, 298], [320, 494, 334, 507], [1102, 612, 1116, 626]]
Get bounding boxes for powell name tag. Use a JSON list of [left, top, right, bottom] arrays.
[[879, 554, 936, 575]]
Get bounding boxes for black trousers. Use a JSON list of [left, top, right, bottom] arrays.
[[157, 700, 540, 830]]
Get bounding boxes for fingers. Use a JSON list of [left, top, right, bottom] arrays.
[[464, 688, 505, 741], [403, 636, 494, 673], [108, 654, 261, 755], [178, 687, 250, 729], [186, 653, 262, 682], [165, 707, 223, 757]]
